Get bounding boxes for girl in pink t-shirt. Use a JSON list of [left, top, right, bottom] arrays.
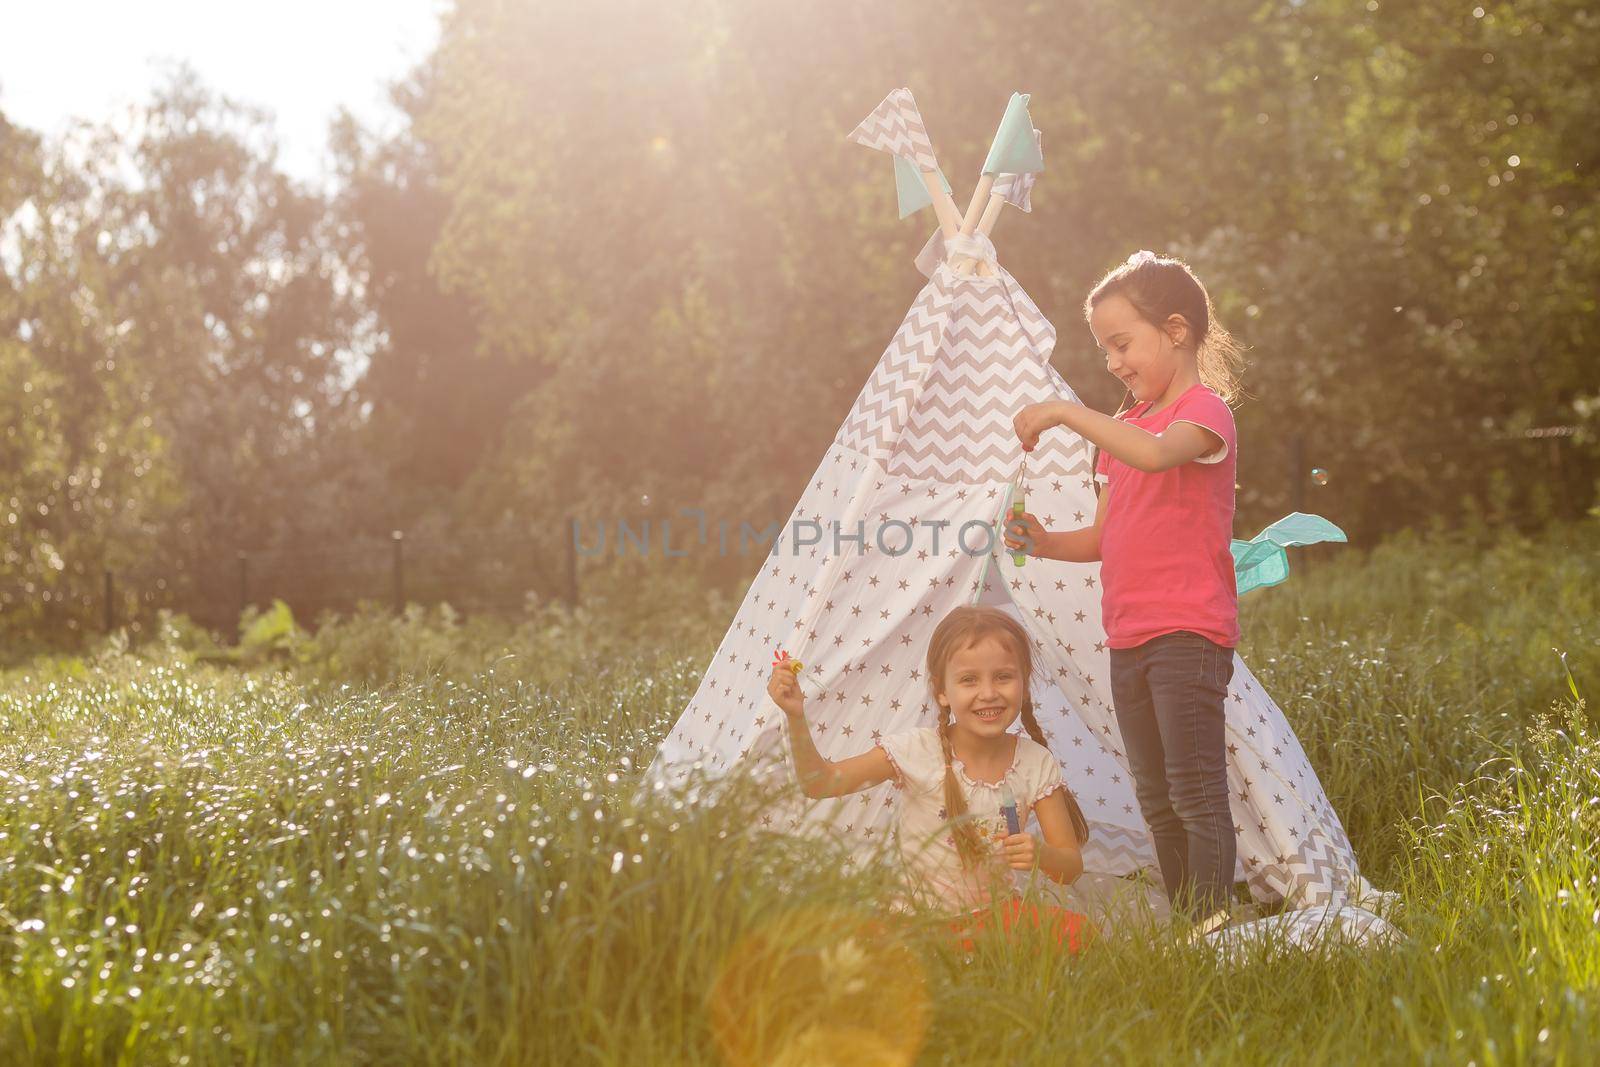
[[1008, 250, 1246, 928]]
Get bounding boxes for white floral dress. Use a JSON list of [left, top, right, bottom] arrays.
[[876, 727, 1067, 913]]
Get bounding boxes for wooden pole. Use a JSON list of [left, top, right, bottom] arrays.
[[919, 169, 962, 237], [946, 173, 998, 276], [959, 174, 996, 235], [969, 193, 1009, 276], [976, 192, 1007, 237]]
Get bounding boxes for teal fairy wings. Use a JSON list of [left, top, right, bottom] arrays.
[[1232, 513, 1348, 595]]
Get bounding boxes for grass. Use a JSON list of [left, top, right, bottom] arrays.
[[0, 519, 1596, 1063]]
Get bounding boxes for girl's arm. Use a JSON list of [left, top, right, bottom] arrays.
[[1031, 790, 1085, 884], [1041, 486, 1107, 563], [786, 716, 897, 799], [1004, 486, 1107, 563], [768, 665, 897, 799], [1018, 400, 1222, 473]]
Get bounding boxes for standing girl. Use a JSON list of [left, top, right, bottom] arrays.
[[766, 605, 1091, 949], [1008, 250, 1246, 928]]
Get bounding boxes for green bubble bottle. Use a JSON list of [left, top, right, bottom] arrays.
[[1010, 481, 1027, 566]]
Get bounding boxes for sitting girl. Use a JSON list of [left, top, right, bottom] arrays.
[[766, 605, 1092, 950]]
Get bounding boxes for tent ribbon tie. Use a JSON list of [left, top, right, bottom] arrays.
[[943, 231, 998, 270]]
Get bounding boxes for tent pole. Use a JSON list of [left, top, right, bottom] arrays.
[[969, 193, 1008, 275], [976, 193, 1006, 237], [947, 174, 998, 276], [959, 174, 996, 235], [919, 170, 963, 237]]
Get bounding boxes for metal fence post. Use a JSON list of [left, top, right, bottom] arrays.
[[1289, 434, 1306, 514], [237, 551, 250, 623], [392, 530, 405, 613], [564, 515, 578, 604]]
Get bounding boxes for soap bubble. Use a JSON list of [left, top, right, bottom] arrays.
[[640, 494, 652, 507], [1310, 468, 1330, 487]]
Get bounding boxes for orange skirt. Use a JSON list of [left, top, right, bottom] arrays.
[[949, 898, 1093, 954]]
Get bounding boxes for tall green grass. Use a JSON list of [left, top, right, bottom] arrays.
[[0, 520, 1595, 1063]]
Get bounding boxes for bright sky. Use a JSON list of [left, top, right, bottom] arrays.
[[0, 0, 447, 186]]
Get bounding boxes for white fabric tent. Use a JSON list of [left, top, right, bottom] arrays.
[[650, 89, 1390, 934]]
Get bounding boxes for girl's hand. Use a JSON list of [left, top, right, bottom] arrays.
[[1014, 401, 1068, 452], [994, 831, 1039, 872], [1001, 511, 1047, 555], [766, 663, 805, 719]]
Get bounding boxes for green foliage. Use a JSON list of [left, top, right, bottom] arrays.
[[327, 87, 495, 504], [1, 68, 358, 643], [0, 523, 1597, 1060], [292, 557, 738, 688], [0, 115, 176, 642], [413, 0, 1600, 549], [149, 609, 228, 663], [1234, 518, 1600, 874], [236, 598, 304, 665], [2, 5, 1597, 1055], [5, 3, 1598, 638]]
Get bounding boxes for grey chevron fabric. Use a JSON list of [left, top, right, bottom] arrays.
[[650, 255, 1374, 910], [837, 264, 1079, 484], [845, 87, 940, 171]]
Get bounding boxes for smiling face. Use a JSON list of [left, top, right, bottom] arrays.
[[934, 635, 1025, 742], [1088, 292, 1187, 405]]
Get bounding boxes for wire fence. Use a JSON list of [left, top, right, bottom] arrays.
[[27, 527, 580, 639], [5, 424, 1589, 641]]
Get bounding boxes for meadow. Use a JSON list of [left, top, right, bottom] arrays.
[[0, 518, 1597, 1064]]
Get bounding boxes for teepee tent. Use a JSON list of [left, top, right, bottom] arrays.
[[650, 89, 1388, 930]]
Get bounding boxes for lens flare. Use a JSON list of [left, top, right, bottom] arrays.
[[709, 906, 927, 1067]]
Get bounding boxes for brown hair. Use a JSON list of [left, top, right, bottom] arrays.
[[926, 605, 1090, 870], [1083, 250, 1247, 406]]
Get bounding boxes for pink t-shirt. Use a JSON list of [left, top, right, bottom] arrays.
[[1093, 383, 1239, 649]]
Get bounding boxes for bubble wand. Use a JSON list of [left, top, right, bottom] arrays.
[[1008, 454, 1029, 567], [1009, 483, 1028, 566], [771, 650, 824, 696], [998, 783, 1021, 836]]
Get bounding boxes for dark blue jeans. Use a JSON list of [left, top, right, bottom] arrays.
[[1109, 630, 1237, 920]]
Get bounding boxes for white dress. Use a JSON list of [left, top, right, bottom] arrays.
[[876, 726, 1067, 913]]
